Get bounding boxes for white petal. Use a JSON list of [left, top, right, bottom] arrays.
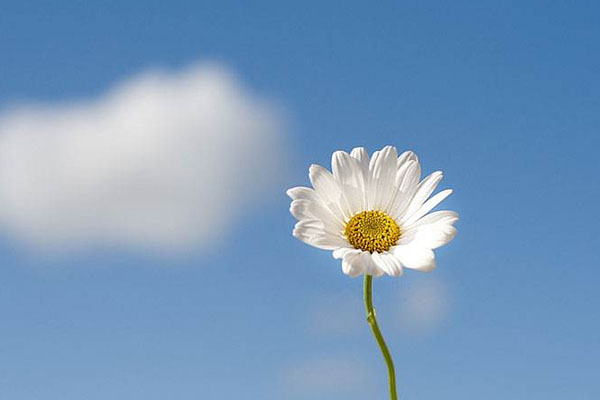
[[292, 220, 325, 243], [309, 164, 349, 222], [286, 186, 319, 201], [289, 199, 343, 232], [371, 252, 403, 277], [399, 223, 457, 249], [333, 247, 360, 259], [394, 160, 415, 190], [350, 147, 370, 210], [293, 234, 335, 250], [332, 151, 356, 185], [403, 171, 443, 218], [401, 189, 453, 225], [397, 151, 418, 172], [341, 251, 366, 277], [310, 235, 349, 249], [289, 200, 312, 220], [400, 210, 458, 249], [293, 220, 347, 250], [397, 160, 420, 192], [331, 151, 364, 215], [350, 146, 369, 165], [407, 210, 458, 228], [369, 146, 398, 211], [392, 245, 436, 272], [389, 160, 421, 219], [361, 251, 385, 277], [400, 210, 459, 249], [309, 165, 339, 199], [293, 218, 341, 244]]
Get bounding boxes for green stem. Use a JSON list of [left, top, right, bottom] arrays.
[[364, 274, 398, 400]]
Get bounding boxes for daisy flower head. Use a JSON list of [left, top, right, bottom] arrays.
[[287, 146, 458, 278]]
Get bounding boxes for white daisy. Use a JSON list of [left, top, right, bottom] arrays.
[[287, 145, 458, 277]]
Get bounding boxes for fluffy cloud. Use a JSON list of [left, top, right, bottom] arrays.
[[305, 277, 451, 338], [0, 63, 286, 251], [395, 277, 451, 334], [280, 357, 374, 398], [305, 292, 363, 337]]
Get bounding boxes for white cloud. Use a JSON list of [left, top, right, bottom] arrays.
[[0, 62, 286, 252], [305, 292, 363, 337], [395, 277, 451, 334], [280, 357, 374, 398], [305, 278, 452, 339]]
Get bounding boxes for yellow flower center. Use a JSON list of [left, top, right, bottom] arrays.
[[344, 210, 401, 253]]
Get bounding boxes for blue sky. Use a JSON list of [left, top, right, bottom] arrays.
[[1, 1, 599, 399]]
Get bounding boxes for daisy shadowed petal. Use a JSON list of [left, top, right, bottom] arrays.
[[372, 252, 403, 277], [404, 171, 443, 217], [350, 146, 369, 164], [388, 160, 420, 220], [361, 251, 385, 277], [288, 145, 457, 278], [292, 218, 338, 238], [399, 224, 457, 250], [349, 147, 371, 210], [286, 186, 319, 201], [308, 164, 350, 222], [342, 250, 365, 277], [331, 151, 358, 186], [399, 210, 459, 248], [392, 245, 436, 272], [289, 199, 343, 232], [332, 247, 359, 259], [397, 150, 418, 167], [332, 151, 365, 215], [409, 210, 459, 227], [310, 235, 350, 250], [401, 189, 453, 226], [369, 146, 398, 211], [292, 219, 346, 250]]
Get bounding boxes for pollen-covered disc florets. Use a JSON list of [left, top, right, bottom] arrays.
[[344, 210, 401, 253]]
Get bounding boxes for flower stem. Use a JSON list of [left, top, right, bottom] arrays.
[[364, 274, 398, 400]]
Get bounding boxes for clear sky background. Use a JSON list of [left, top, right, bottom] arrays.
[[1, 1, 599, 399]]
